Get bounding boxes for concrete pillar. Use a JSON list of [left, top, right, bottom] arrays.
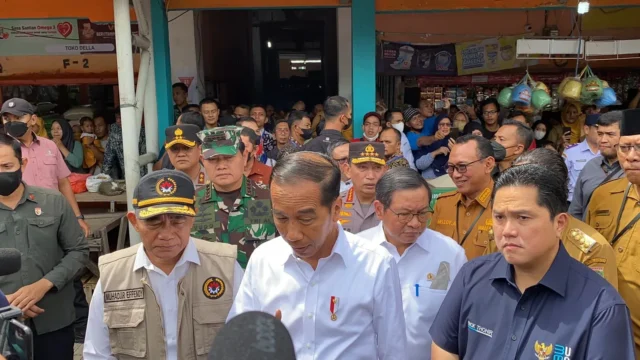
[[168, 10, 205, 105], [337, 8, 352, 103], [150, 0, 172, 146], [351, 0, 376, 139]]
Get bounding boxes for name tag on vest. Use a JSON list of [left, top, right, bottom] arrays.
[[104, 288, 145, 303]]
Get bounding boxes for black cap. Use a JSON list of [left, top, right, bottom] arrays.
[[621, 109, 640, 136], [585, 113, 601, 127], [349, 142, 386, 165], [1, 98, 34, 117], [132, 170, 196, 219], [165, 124, 201, 149]]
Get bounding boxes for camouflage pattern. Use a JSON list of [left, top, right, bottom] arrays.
[[387, 155, 410, 169], [191, 176, 277, 268], [198, 125, 243, 159]]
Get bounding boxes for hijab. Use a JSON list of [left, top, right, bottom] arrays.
[[53, 119, 76, 155], [418, 114, 451, 176], [561, 102, 585, 144]]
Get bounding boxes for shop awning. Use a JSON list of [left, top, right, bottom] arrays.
[[2, 0, 639, 22]]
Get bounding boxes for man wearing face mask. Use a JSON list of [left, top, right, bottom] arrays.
[[0, 133, 89, 359], [303, 96, 351, 154], [277, 110, 312, 159], [353, 112, 383, 142], [1, 99, 91, 235], [384, 109, 416, 170], [564, 114, 601, 203], [492, 120, 534, 172]]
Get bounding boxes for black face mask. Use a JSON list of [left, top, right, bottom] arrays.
[[490, 141, 507, 162], [0, 168, 22, 196], [300, 128, 313, 140], [5, 121, 29, 138], [343, 116, 353, 131]]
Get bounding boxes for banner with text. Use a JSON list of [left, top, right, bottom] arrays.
[[377, 41, 457, 76], [0, 19, 138, 56], [455, 36, 531, 76]]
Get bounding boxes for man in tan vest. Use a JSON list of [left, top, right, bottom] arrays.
[[83, 169, 244, 360]]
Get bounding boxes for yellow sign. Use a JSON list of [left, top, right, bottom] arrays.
[[455, 36, 528, 76]]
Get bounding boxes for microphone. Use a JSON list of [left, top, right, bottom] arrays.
[[208, 312, 296, 360], [0, 248, 21, 276]]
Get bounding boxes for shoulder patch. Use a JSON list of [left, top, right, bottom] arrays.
[[565, 143, 579, 150], [568, 228, 597, 254], [592, 177, 629, 196], [436, 190, 459, 199]]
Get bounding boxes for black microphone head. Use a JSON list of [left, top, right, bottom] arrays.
[[0, 248, 21, 276], [209, 311, 296, 360]]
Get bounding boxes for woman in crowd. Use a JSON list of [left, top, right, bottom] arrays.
[[51, 118, 85, 173], [547, 102, 585, 147], [532, 119, 550, 148], [415, 114, 452, 179], [33, 116, 48, 138], [452, 111, 470, 139]]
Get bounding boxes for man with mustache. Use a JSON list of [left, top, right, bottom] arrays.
[[431, 164, 634, 360], [336, 142, 387, 234], [586, 108, 640, 359]]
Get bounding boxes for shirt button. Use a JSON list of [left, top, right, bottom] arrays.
[[618, 247, 624, 253], [511, 335, 517, 341], [307, 313, 313, 319], [462, 230, 467, 235], [520, 306, 525, 311], [466, 212, 471, 216], [15, 230, 20, 235]]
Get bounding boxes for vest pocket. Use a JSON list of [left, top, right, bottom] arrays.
[[104, 307, 146, 358], [193, 302, 230, 356]]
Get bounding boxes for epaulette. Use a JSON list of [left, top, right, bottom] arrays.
[[593, 177, 629, 195], [565, 143, 579, 150], [435, 190, 458, 199], [568, 228, 597, 254]]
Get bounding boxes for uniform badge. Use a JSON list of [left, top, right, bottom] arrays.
[[198, 172, 205, 184], [8, 101, 14, 108], [427, 273, 434, 281], [28, 194, 35, 201], [534, 341, 553, 360], [34, 207, 42, 216], [202, 277, 225, 299], [156, 177, 178, 196], [330, 296, 339, 321]]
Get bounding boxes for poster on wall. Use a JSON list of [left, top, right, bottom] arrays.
[[0, 19, 138, 56], [377, 41, 457, 76], [455, 36, 533, 75]]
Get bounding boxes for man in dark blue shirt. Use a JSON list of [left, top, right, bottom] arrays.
[[430, 164, 635, 360]]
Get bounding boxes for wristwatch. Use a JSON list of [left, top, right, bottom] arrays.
[[76, 214, 85, 220]]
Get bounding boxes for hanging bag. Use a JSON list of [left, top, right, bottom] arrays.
[[580, 65, 604, 105]]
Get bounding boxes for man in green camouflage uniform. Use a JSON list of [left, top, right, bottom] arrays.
[[191, 126, 277, 268]]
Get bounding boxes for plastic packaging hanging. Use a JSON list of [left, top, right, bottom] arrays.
[[594, 87, 618, 108], [498, 87, 514, 108], [510, 73, 532, 107], [531, 89, 552, 109], [580, 65, 604, 105]]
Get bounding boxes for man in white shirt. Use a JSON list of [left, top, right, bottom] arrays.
[[84, 170, 244, 360], [359, 167, 466, 360], [228, 151, 407, 359], [384, 109, 416, 170]]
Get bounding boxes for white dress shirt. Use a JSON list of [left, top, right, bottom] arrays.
[[359, 223, 467, 360], [228, 224, 407, 360], [83, 238, 244, 360], [400, 132, 417, 170]]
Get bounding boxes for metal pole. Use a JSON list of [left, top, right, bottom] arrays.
[[141, 0, 159, 173], [113, 0, 142, 245], [134, 50, 150, 131]]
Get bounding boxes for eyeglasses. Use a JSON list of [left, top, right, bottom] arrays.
[[618, 144, 640, 154], [447, 158, 486, 174], [483, 110, 498, 116], [333, 157, 348, 165], [388, 208, 433, 223]]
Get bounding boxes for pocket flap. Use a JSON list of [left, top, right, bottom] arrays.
[[193, 302, 231, 325], [27, 216, 56, 228], [105, 308, 145, 329], [0, 223, 6, 233]]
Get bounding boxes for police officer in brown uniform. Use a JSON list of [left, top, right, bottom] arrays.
[[586, 108, 640, 358], [164, 124, 209, 190], [429, 135, 496, 260], [337, 142, 387, 233], [83, 170, 244, 360], [502, 148, 618, 288]]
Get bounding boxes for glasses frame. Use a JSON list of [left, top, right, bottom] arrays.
[[447, 157, 487, 175], [387, 207, 433, 224]]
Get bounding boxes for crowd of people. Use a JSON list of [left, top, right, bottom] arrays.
[[0, 83, 639, 359]]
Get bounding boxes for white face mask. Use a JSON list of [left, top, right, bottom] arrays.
[[391, 122, 405, 133], [364, 134, 379, 141], [534, 130, 546, 140]]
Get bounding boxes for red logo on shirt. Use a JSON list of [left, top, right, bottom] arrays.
[[202, 277, 225, 299]]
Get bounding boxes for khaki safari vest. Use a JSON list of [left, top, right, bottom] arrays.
[[98, 239, 236, 360]]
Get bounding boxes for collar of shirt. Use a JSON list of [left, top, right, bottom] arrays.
[[488, 242, 570, 297], [600, 157, 619, 173], [455, 182, 494, 209], [289, 137, 303, 148], [133, 237, 201, 275], [577, 139, 598, 155], [276, 223, 354, 268], [370, 222, 432, 256], [318, 129, 343, 137]]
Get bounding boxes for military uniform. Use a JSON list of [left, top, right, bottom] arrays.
[[386, 155, 410, 169], [429, 185, 493, 260], [585, 109, 640, 358], [191, 126, 278, 268], [337, 142, 386, 234]]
